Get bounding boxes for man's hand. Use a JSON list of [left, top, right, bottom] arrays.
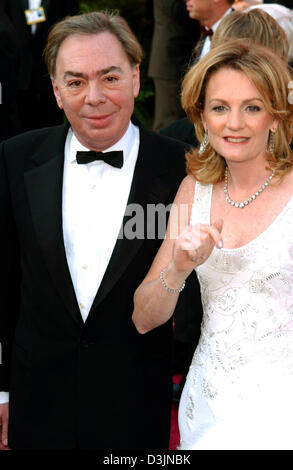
[[0, 403, 10, 450]]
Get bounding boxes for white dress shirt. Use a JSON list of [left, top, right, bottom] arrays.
[[62, 122, 139, 322], [28, 0, 42, 34], [200, 8, 233, 59], [0, 122, 139, 404]]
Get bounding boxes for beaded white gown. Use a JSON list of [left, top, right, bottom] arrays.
[[178, 182, 293, 450]]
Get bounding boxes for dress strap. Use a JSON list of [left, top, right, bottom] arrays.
[[190, 181, 213, 226]]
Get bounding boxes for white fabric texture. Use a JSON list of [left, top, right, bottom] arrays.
[[28, 0, 42, 34], [178, 181, 293, 450], [0, 391, 9, 404]]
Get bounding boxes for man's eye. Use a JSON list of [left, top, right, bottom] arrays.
[[105, 76, 118, 83], [68, 80, 82, 88]]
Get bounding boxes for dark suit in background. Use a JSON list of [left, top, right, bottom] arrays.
[[3, 0, 79, 132], [0, 11, 21, 141], [148, 0, 199, 131], [264, 0, 291, 7]]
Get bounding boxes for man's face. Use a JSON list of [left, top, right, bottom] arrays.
[[184, 0, 215, 23], [51, 32, 140, 151]]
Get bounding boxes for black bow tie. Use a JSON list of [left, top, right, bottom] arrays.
[[200, 26, 213, 37], [76, 150, 123, 168]]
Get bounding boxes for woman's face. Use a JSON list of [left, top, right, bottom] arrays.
[[201, 67, 278, 165]]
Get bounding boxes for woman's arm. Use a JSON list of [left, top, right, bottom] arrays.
[[132, 176, 223, 334]]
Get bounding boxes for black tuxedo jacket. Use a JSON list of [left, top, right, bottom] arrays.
[[0, 120, 200, 449]]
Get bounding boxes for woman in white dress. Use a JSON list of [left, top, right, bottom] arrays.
[[132, 40, 293, 449]]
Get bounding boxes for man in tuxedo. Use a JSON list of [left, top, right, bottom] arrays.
[[0, 11, 190, 450], [3, 0, 80, 132]]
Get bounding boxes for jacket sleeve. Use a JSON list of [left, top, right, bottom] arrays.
[[0, 142, 21, 391]]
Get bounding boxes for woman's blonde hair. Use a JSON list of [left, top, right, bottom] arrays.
[[212, 8, 289, 60], [181, 40, 293, 184]]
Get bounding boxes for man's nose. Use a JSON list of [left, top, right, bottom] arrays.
[[84, 82, 106, 105]]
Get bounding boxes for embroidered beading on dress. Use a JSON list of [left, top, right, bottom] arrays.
[[178, 182, 293, 450]]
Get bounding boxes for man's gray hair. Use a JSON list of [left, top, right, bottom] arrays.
[[43, 11, 143, 77]]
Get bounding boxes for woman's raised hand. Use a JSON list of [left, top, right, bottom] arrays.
[[172, 219, 223, 274]]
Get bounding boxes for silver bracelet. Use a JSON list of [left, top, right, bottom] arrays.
[[159, 268, 186, 294]]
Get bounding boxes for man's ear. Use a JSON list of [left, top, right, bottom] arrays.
[[51, 76, 63, 110], [132, 64, 140, 99]]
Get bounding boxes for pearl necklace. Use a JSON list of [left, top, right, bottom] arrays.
[[224, 167, 275, 208]]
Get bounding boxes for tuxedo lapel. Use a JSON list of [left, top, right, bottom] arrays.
[[88, 123, 172, 314], [24, 125, 83, 326]]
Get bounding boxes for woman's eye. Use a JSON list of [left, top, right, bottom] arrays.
[[212, 105, 226, 112], [246, 105, 261, 112]]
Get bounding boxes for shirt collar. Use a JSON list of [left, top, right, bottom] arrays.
[[29, 0, 42, 9], [68, 122, 135, 165], [211, 7, 233, 33]]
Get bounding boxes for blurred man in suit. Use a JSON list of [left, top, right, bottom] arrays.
[[148, 0, 200, 131], [0, 10, 21, 141], [4, 0, 79, 132], [184, 0, 234, 60]]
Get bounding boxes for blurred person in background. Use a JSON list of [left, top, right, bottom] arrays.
[[3, 0, 79, 132], [0, 9, 21, 141], [148, 0, 200, 131]]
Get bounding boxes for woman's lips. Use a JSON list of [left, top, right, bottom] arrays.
[[224, 136, 250, 143]]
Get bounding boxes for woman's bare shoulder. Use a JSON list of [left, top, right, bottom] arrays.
[[174, 175, 196, 205]]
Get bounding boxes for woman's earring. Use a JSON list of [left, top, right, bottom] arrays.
[[199, 132, 208, 156], [267, 129, 276, 155]]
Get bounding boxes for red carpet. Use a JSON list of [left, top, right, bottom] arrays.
[[168, 374, 182, 450], [169, 403, 180, 450]]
